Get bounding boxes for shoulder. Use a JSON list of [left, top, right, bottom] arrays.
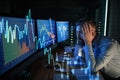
[[94, 35, 119, 47], [99, 36, 116, 44], [98, 36, 119, 48], [100, 36, 111, 42]]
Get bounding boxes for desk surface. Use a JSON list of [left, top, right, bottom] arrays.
[[71, 68, 102, 80], [56, 54, 86, 68], [54, 54, 104, 80], [54, 68, 103, 80]]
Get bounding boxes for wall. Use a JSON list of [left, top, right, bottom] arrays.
[[107, 0, 120, 43]]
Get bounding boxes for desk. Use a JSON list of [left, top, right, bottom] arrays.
[[53, 53, 104, 80], [53, 71, 70, 80], [71, 68, 101, 80], [67, 57, 87, 69]]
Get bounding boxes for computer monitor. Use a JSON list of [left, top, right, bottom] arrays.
[[36, 19, 56, 49], [0, 16, 37, 74], [56, 21, 69, 43]]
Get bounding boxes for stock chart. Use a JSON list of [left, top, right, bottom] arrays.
[[0, 16, 36, 74], [56, 21, 69, 43], [37, 19, 56, 49]]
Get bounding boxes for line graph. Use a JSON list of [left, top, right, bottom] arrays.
[[44, 47, 54, 64], [56, 21, 69, 43], [0, 16, 36, 64], [0, 9, 37, 75], [0, 18, 36, 45], [37, 19, 56, 49], [58, 25, 67, 38]]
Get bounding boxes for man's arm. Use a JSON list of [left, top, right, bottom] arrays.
[[81, 22, 118, 73], [85, 41, 117, 73]]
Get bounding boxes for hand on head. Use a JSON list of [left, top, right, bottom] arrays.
[[81, 22, 96, 45]]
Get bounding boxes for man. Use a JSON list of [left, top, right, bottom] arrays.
[[78, 20, 120, 80]]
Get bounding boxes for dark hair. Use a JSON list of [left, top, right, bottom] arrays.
[[81, 19, 97, 29]]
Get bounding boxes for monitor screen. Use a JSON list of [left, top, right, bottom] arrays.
[[0, 16, 36, 74], [37, 19, 56, 49], [56, 21, 69, 43]]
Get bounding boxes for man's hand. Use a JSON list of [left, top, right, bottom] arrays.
[[82, 23, 96, 45]]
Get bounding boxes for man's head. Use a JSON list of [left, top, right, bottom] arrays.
[[78, 19, 97, 43], [81, 20, 97, 31]]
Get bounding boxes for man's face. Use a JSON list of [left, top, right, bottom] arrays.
[[79, 24, 96, 41]]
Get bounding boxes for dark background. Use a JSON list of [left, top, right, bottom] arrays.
[[0, 0, 120, 80], [0, 0, 101, 22]]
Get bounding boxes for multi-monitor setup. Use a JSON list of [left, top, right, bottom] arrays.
[[0, 16, 69, 75]]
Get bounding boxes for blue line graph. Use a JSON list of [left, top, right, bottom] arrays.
[[0, 18, 36, 45], [44, 47, 53, 64], [37, 19, 56, 49], [0, 16, 37, 74], [56, 21, 69, 43]]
